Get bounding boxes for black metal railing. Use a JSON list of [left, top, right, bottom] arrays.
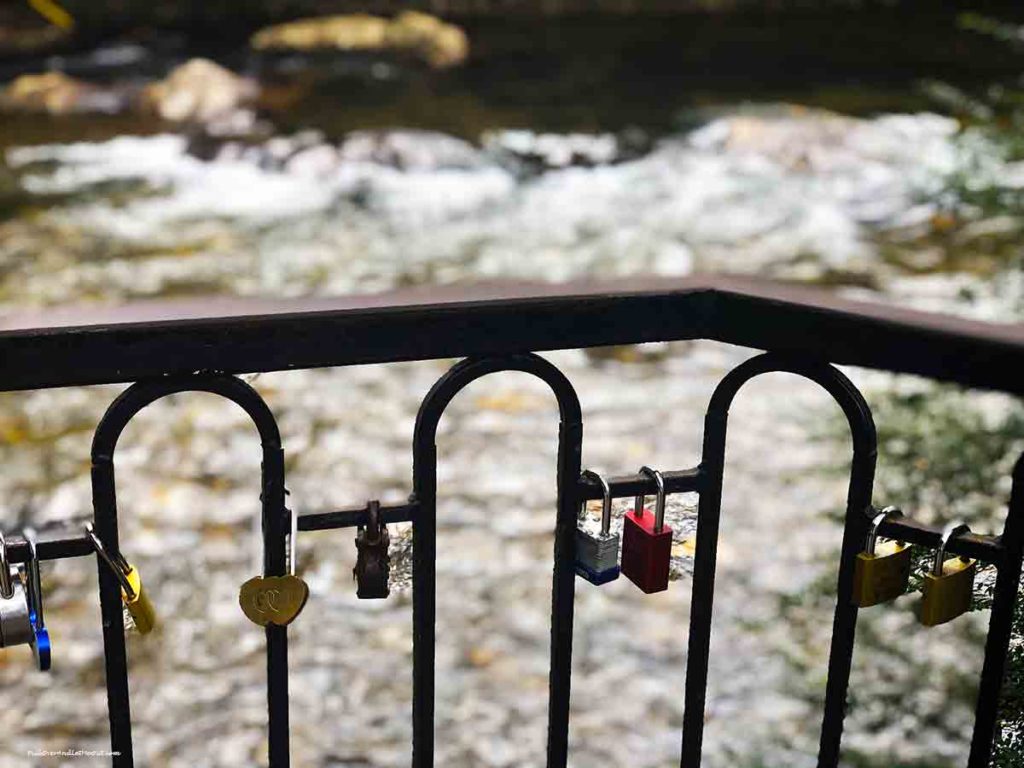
[[1, 275, 1023, 768]]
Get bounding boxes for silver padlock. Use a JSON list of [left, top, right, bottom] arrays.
[[0, 531, 34, 648], [575, 470, 621, 585]]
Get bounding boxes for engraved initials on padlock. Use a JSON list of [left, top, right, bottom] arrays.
[[575, 470, 620, 585], [851, 506, 911, 607], [354, 500, 391, 599], [620, 466, 673, 594], [920, 521, 976, 627]]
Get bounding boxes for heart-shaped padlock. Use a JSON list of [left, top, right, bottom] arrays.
[[239, 575, 309, 626], [240, 509, 308, 627]]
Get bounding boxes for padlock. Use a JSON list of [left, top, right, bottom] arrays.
[[23, 530, 51, 671], [620, 466, 673, 594], [0, 531, 34, 649], [575, 470, 620, 585], [920, 521, 977, 627], [86, 523, 157, 635], [239, 508, 309, 627], [354, 500, 391, 599], [851, 506, 911, 607]]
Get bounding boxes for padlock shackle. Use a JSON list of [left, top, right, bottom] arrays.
[[934, 521, 972, 576], [85, 523, 137, 601], [22, 528, 51, 671], [358, 499, 389, 546], [580, 470, 613, 536], [288, 507, 298, 577], [865, 506, 903, 556], [22, 529, 43, 628], [637, 466, 667, 533], [0, 531, 13, 600]]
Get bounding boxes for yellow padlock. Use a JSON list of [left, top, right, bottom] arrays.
[[85, 524, 157, 635], [851, 506, 912, 608], [121, 564, 156, 635], [920, 521, 976, 627]]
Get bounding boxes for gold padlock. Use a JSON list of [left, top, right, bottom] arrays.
[[239, 508, 309, 627], [85, 523, 157, 635], [121, 563, 156, 635], [920, 521, 977, 627], [851, 506, 911, 607]]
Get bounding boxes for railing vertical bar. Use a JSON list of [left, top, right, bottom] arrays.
[[816, 450, 875, 767], [680, 410, 725, 767], [680, 353, 876, 767], [88, 376, 288, 768], [411, 443, 437, 768], [967, 452, 1024, 767], [263, 446, 290, 768], [545, 418, 583, 768], [412, 354, 582, 768], [92, 454, 135, 768], [266, 626, 290, 767]]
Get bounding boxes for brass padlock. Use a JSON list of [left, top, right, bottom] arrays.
[[86, 523, 157, 635], [121, 563, 157, 635], [851, 506, 911, 607], [920, 521, 977, 627], [239, 508, 309, 627]]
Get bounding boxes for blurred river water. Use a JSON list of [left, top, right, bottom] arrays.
[[1, 11, 1024, 768]]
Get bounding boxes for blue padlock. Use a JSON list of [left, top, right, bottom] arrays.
[[0, 530, 51, 671], [24, 531, 51, 671]]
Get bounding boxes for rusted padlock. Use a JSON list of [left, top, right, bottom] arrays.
[[354, 500, 391, 599]]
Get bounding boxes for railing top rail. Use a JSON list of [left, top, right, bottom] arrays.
[[2, 275, 1023, 394]]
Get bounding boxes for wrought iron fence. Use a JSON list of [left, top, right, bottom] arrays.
[[0, 275, 1022, 768]]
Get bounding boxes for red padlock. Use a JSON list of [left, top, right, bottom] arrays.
[[620, 465, 673, 593]]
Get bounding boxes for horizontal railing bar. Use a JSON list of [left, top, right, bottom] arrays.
[[0, 501, 1004, 566], [5, 534, 94, 563], [577, 468, 701, 501], [876, 511, 1005, 565], [1, 504, 421, 561], [4, 276, 1024, 394], [298, 502, 418, 531]]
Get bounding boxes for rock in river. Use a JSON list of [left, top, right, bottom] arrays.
[[141, 58, 259, 125], [251, 11, 469, 69], [385, 11, 470, 69], [0, 71, 124, 115]]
